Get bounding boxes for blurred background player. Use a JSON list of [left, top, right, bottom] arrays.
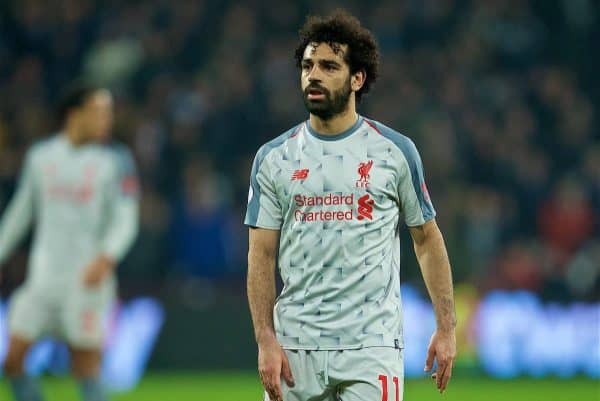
[[0, 83, 140, 401], [246, 10, 455, 401]]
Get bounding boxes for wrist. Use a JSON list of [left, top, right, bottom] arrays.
[[256, 330, 277, 346], [436, 326, 456, 336]]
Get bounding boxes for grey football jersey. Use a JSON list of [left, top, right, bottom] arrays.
[[0, 134, 139, 292], [245, 116, 435, 350]]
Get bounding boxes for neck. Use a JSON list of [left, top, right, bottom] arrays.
[[64, 126, 87, 147], [309, 102, 358, 136]]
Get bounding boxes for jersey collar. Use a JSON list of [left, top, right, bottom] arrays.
[[305, 115, 364, 141]]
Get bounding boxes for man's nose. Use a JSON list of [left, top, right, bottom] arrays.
[[307, 65, 323, 81]]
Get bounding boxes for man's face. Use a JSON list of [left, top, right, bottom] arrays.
[[77, 90, 114, 142], [301, 42, 353, 120]]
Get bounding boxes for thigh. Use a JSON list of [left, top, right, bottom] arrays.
[[3, 334, 34, 375], [8, 287, 57, 341], [263, 350, 336, 401], [332, 348, 404, 401], [70, 346, 102, 378], [62, 280, 115, 349]]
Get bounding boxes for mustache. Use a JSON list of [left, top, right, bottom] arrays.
[[304, 84, 330, 96]]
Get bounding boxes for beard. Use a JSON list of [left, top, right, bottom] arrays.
[[303, 78, 352, 120]]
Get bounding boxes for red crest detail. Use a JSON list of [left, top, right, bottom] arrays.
[[357, 160, 373, 182]]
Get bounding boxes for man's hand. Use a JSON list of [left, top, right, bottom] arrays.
[[82, 255, 115, 288], [424, 329, 456, 393], [258, 335, 294, 401]]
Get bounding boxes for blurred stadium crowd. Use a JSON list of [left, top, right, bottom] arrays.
[[0, 0, 598, 302]]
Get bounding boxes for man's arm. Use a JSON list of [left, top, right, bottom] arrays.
[[0, 151, 35, 267], [248, 227, 279, 343], [247, 227, 293, 401], [409, 219, 456, 393], [98, 191, 139, 263], [83, 197, 139, 287], [84, 148, 140, 287]]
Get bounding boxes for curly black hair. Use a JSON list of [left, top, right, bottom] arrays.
[[294, 9, 380, 102]]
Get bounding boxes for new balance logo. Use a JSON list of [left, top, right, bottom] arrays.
[[291, 169, 309, 181], [357, 194, 375, 220]]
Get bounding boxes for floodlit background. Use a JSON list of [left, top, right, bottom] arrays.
[[0, 0, 598, 400]]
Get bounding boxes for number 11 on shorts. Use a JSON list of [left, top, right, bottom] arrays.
[[378, 374, 400, 401]]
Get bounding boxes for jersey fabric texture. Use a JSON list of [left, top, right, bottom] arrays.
[[245, 116, 435, 350]]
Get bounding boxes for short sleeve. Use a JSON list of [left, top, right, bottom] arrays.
[[244, 148, 282, 229], [112, 147, 140, 201], [397, 139, 436, 227]]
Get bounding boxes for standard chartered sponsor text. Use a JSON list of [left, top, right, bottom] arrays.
[[294, 193, 354, 206], [294, 209, 354, 221], [293, 193, 356, 222]]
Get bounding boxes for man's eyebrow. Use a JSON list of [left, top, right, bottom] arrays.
[[302, 58, 341, 66], [320, 60, 342, 67]]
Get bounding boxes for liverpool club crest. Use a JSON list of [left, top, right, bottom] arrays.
[[356, 160, 373, 188]]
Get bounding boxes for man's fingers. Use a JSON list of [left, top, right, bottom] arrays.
[[436, 359, 447, 390], [266, 386, 279, 401], [271, 377, 283, 401], [261, 373, 283, 401], [268, 373, 283, 401], [440, 359, 454, 393], [424, 345, 435, 371], [281, 353, 295, 387], [82, 265, 106, 287], [266, 385, 279, 401], [83, 275, 99, 288]]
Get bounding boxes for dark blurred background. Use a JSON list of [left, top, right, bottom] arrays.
[[0, 0, 598, 372]]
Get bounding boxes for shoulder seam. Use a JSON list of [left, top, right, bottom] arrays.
[[364, 119, 418, 164], [363, 118, 383, 136], [257, 122, 304, 168]]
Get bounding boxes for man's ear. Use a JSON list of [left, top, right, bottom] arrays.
[[351, 69, 366, 92]]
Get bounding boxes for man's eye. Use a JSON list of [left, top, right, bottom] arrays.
[[302, 64, 311, 70]]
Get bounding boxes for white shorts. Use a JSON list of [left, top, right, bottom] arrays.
[[264, 347, 404, 401], [8, 279, 115, 349]]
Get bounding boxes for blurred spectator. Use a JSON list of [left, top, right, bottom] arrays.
[[463, 187, 504, 273], [565, 240, 600, 300], [169, 157, 235, 278], [581, 146, 600, 215], [537, 176, 596, 265], [490, 239, 544, 293]]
